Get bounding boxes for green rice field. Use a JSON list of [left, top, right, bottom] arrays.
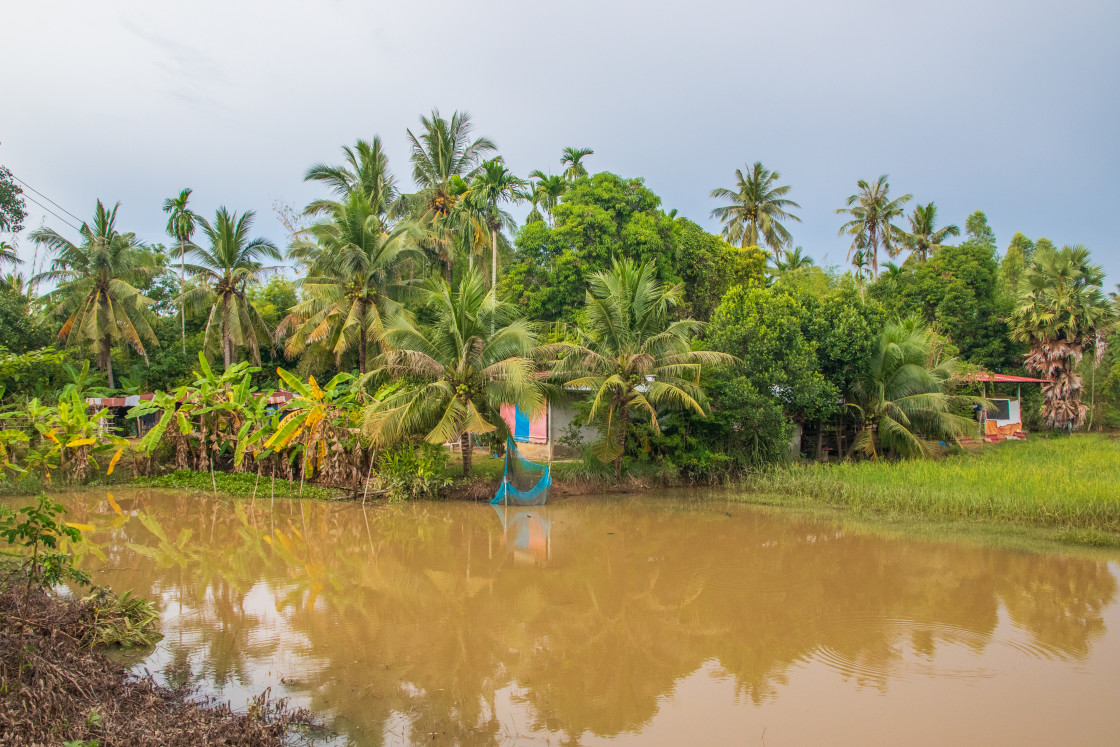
[[745, 434, 1120, 534]]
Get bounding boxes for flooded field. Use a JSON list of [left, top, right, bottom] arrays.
[[49, 489, 1120, 745]]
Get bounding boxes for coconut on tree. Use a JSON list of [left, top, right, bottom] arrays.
[[30, 200, 158, 389], [400, 109, 496, 280], [280, 191, 417, 375], [1010, 244, 1112, 431]]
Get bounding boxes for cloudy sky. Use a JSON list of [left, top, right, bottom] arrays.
[[3, 0, 1118, 284]]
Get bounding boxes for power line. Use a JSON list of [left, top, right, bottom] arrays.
[[9, 173, 85, 225], [19, 192, 83, 233]]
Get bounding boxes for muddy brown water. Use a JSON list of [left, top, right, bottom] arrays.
[[43, 489, 1120, 745]]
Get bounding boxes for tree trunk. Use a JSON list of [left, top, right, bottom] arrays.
[[835, 415, 843, 460], [491, 230, 498, 288], [460, 432, 472, 477], [222, 296, 232, 369], [358, 300, 367, 375], [103, 334, 115, 390], [815, 419, 824, 461], [180, 237, 187, 354], [614, 414, 626, 480]]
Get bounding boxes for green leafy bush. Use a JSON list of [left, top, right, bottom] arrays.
[[0, 494, 90, 592], [376, 440, 451, 501]]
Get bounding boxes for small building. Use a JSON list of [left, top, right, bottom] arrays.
[[498, 400, 597, 461], [963, 373, 1047, 442], [85, 390, 298, 438]]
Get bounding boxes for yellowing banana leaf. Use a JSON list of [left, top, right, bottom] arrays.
[[106, 448, 124, 475]]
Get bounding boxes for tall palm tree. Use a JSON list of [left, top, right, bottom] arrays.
[[836, 175, 912, 277], [362, 269, 543, 477], [709, 162, 801, 262], [304, 136, 398, 218], [561, 147, 594, 180], [465, 158, 525, 287], [550, 258, 733, 477], [894, 202, 959, 262], [29, 200, 157, 388], [1010, 244, 1112, 431], [529, 172, 566, 228], [848, 318, 981, 460], [163, 188, 197, 353], [280, 192, 416, 374], [180, 208, 281, 369], [402, 110, 496, 279]]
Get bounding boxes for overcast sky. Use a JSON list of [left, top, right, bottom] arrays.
[[3, 0, 1118, 285]]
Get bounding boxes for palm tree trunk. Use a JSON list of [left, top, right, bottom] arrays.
[[358, 322, 367, 375], [460, 432, 472, 477], [491, 230, 498, 288], [614, 415, 626, 480], [180, 237, 187, 354], [103, 333, 115, 390], [222, 296, 232, 369]]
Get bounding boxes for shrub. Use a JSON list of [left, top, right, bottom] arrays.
[[376, 440, 451, 501]]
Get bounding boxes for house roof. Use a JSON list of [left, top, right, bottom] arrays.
[[963, 373, 1048, 384], [86, 390, 297, 408]]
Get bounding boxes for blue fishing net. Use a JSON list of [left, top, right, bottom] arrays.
[[491, 437, 550, 506]]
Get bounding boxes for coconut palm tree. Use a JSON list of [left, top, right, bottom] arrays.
[[561, 147, 594, 180], [1010, 244, 1112, 431], [0, 240, 20, 268], [180, 208, 281, 369], [29, 200, 158, 388], [280, 191, 416, 374], [163, 188, 197, 353], [401, 110, 496, 279], [710, 162, 801, 262], [529, 172, 566, 228], [465, 158, 525, 287], [894, 202, 959, 262], [836, 175, 912, 277], [362, 269, 544, 477], [304, 136, 398, 218], [848, 318, 981, 459], [774, 246, 815, 273], [550, 258, 733, 477]]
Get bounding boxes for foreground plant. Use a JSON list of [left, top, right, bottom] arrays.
[[0, 494, 89, 593]]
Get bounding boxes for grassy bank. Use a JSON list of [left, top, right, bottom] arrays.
[[133, 470, 346, 501], [742, 434, 1120, 540]]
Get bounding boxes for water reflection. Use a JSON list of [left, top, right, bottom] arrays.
[[492, 505, 550, 567], [56, 490, 1120, 745]]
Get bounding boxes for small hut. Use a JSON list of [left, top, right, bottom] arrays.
[[964, 373, 1047, 442]]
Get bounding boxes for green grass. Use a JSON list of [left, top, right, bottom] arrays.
[[742, 434, 1120, 534], [133, 470, 345, 501]]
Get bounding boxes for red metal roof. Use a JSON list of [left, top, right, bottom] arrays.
[[963, 373, 1047, 383]]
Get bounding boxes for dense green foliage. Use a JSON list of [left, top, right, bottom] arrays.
[[3, 110, 1116, 496]]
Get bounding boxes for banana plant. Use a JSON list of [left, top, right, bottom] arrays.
[[264, 367, 359, 485]]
